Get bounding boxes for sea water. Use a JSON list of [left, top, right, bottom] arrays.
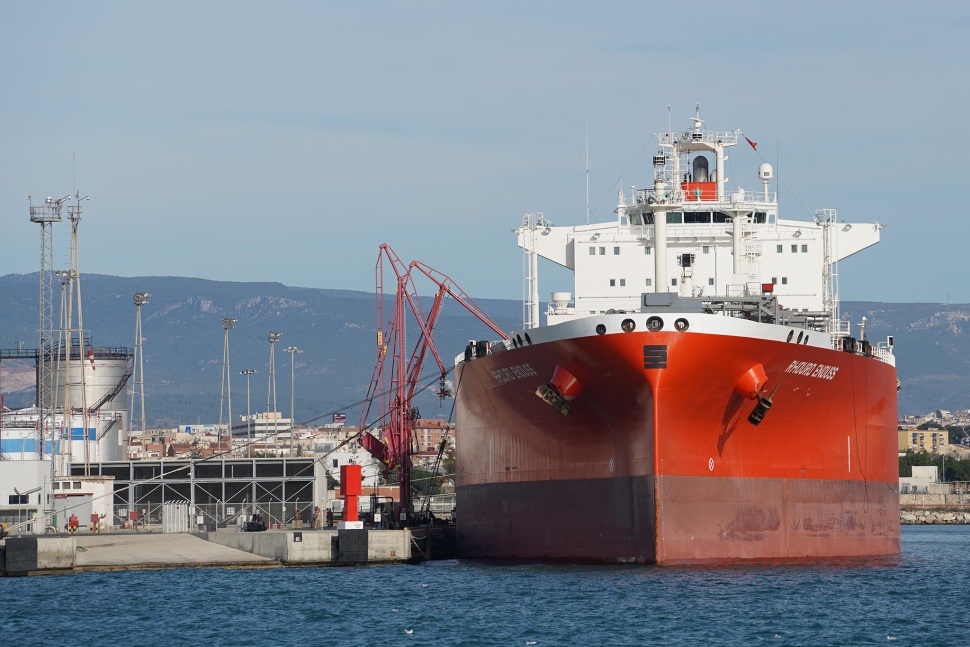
[[2, 526, 966, 646]]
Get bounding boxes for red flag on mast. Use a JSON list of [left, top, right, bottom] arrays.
[[745, 136, 758, 150]]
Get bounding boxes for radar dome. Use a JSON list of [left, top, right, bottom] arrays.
[[758, 163, 773, 180]]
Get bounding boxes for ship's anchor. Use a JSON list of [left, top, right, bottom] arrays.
[[748, 384, 781, 426], [733, 363, 778, 426], [536, 383, 573, 416], [536, 365, 584, 416]]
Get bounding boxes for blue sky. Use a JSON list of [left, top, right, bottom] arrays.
[[2, 2, 967, 305]]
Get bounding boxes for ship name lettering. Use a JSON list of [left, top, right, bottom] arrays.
[[491, 363, 538, 384], [784, 360, 839, 381]]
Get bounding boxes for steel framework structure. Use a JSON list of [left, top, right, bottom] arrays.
[[71, 457, 321, 529], [29, 195, 67, 459], [359, 244, 508, 526]]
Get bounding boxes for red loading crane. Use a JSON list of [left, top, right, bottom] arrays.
[[358, 244, 509, 526]]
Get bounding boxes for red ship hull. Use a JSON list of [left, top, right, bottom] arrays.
[[454, 317, 900, 564]]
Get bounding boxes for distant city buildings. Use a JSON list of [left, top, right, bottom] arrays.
[[121, 415, 456, 485], [898, 429, 949, 454], [898, 409, 970, 455]]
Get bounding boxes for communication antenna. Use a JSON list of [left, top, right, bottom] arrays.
[[583, 120, 591, 225]]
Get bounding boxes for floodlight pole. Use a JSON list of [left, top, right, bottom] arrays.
[[283, 346, 302, 457], [220, 317, 237, 454], [240, 369, 256, 457], [267, 331, 281, 456], [130, 292, 150, 458]]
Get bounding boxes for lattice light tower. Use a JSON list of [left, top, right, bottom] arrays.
[[129, 292, 151, 457], [29, 195, 68, 458], [267, 331, 281, 456], [219, 317, 237, 452]]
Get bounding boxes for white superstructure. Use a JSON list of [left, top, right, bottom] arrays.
[[519, 107, 884, 331]]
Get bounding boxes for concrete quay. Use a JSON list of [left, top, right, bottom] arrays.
[[204, 527, 411, 564], [1, 528, 412, 576]]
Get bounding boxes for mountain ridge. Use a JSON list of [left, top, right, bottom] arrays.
[[1, 273, 966, 424]]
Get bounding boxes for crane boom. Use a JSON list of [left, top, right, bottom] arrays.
[[358, 244, 510, 526]]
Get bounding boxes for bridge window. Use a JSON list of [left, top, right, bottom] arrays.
[[667, 212, 683, 224], [684, 211, 711, 224]]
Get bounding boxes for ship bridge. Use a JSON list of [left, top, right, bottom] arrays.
[[517, 108, 884, 331]]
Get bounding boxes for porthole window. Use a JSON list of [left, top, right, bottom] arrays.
[[796, 331, 804, 344], [674, 318, 689, 332], [621, 319, 636, 333], [803, 335, 809, 345], [786, 330, 794, 343], [646, 316, 664, 332], [595, 324, 607, 335]]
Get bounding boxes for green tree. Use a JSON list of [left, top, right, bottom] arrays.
[[442, 444, 456, 480], [899, 450, 970, 481], [411, 467, 441, 496]]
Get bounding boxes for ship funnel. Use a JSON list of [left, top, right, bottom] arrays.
[[693, 156, 709, 183], [551, 291, 572, 315]]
